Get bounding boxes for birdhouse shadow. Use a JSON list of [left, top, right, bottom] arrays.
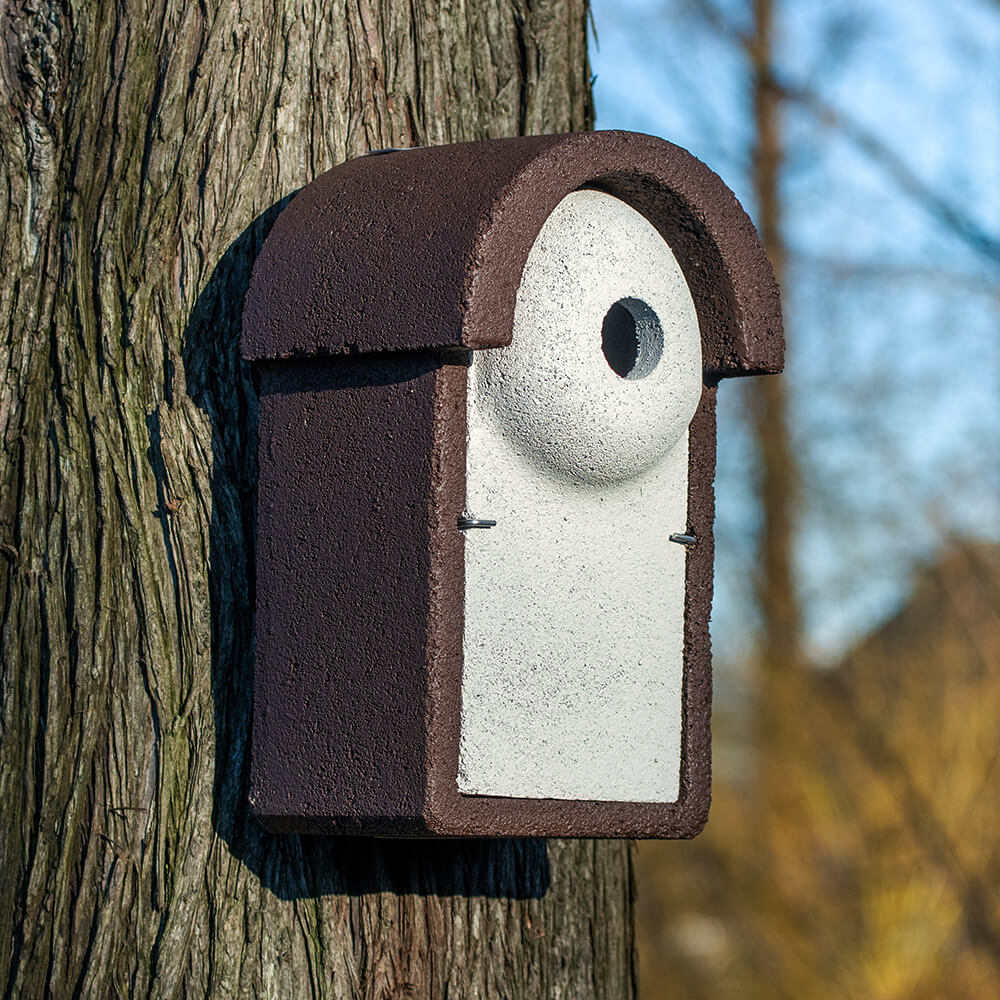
[[180, 198, 551, 901]]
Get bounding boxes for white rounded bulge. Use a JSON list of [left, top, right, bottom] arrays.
[[474, 189, 703, 485]]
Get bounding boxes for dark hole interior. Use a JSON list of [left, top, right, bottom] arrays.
[[601, 301, 639, 378]]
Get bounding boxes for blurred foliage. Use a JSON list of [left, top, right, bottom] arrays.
[[637, 542, 1000, 998]]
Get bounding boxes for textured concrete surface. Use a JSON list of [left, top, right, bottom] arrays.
[[244, 131, 783, 836], [250, 357, 442, 833], [460, 191, 702, 802]]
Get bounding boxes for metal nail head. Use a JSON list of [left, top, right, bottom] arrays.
[[458, 516, 497, 530]]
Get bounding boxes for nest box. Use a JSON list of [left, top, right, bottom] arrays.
[[241, 130, 783, 837]]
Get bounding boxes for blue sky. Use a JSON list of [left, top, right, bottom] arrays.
[[589, 0, 1000, 666]]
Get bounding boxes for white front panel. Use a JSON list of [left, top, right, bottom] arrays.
[[459, 190, 703, 802]]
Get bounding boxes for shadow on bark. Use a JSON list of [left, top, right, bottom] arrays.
[[179, 198, 551, 901]]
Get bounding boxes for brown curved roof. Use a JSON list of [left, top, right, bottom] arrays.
[[242, 130, 783, 379]]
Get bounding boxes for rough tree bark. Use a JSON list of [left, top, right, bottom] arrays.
[[0, 3, 637, 998]]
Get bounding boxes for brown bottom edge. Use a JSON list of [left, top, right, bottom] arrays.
[[420, 787, 711, 840], [422, 819, 710, 840]]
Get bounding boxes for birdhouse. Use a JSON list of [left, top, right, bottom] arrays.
[[241, 130, 783, 837]]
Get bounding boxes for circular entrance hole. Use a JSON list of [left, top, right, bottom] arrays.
[[601, 297, 664, 379]]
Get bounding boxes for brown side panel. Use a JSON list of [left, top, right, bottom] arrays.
[[251, 356, 442, 834], [676, 385, 717, 835]]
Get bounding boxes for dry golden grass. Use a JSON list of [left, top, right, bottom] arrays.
[[637, 543, 1000, 1000]]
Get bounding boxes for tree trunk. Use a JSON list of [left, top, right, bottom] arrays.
[[746, 7, 803, 982], [749, 0, 800, 675], [0, 4, 637, 998]]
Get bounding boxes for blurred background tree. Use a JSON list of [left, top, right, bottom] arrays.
[[590, 0, 1000, 996]]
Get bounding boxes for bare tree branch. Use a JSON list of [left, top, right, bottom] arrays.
[[683, 0, 1000, 265]]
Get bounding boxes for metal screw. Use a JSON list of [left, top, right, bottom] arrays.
[[669, 533, 697, 546], [458, 516, 497, 530]]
